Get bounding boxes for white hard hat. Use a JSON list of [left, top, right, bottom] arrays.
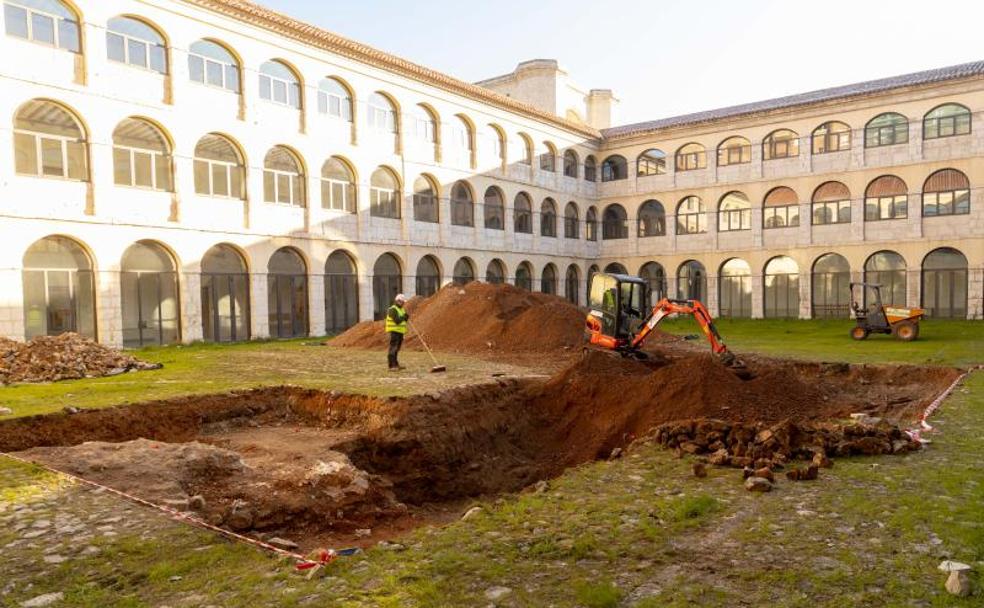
[[395, 293, 406, 302]]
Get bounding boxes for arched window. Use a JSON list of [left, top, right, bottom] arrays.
[[675, 143, 706, 172], [517, 133, 534, 165], [763, 129, 799, 160], [541, 198, 557, 237], [263, 146, 304, 206], [120, 241, 178, 347], [112, 118, 171, 191], [865, 175, 907, 221], [485, 124, 505, 164], [514, 193, 533, 234], [321, 156, 356, 212], [639, 262, 666, 301], [717, 137, 751, 166], [585, 206, 598, 241], [541, 264, 557, 295], [676, 196, 706, 235], [923, 103, 971, 140], [864, 251, 906, 307], [515, 262, 533, 291], [258, 60, 299, 108], [923, 169, 970, 217], [922, 248, 968, 318], [812, 121, 851, 154], [486, 259, 506, 284], [563, 149, 578, 178], [812, 181, 851, 225], [764, 256, 800, 318], [194, 134, 245, 199], [865, 112, 908, 148], [812, 253, 851, 318], [677, 260, 706, 301], [412, 175, 438, 223], [601, 155, 627, 182], [317, 77, 353, 121], [5, 0, 80, 51], [368, 92, 398, 136], [370, 166, 400, 218], [372, 253, 402, 320], [453, 257, 475, 285], [602, 204, 628, 240], [637, 149, 666, 176], [718, 192, 751, 232], [564, 202, 579, 239], [411, 104, 437, 145], [266, 248, 307, 338], [638, 200, 665, 237], [604, 262, 627, 274], [325, 250, 358, 333], [584, 155, 597, 182], [763, 187, 799, 229], [484, 186, 505, 230], [450, 181, 473, 226], [451, 115, 474, 165], [539, 142, 557, 172], [565, 265, 580, 305], [415, 255, 441, 297], [188, 40, 239, 92], [201, 244, 249, 343], [107, 16, 167, 73], [22, 236, 95, 340], [719, 258, 752, 318], [13, 99, 87, 180]]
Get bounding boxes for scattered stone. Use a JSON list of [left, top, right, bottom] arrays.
[[225, 499, 254, 531], [354, 528, 371, 538], [786, 464, 819, 481], [0, 333, 159, 385], [188, 495, 206, 511], [532, 480, 549, 494], [744, 477, 773, 493], [812, 452, 833, 469], [461, 506, 483, 521], [608, 447, 623, 460], [268, 537, 299, 550], [753, 467, 775, 483], [939, 561, 973, 597], [42, 554, 66, 564], [169, 575, 183, 583], [62, 406, 80, 415], [0, 406, 12, 415], [691, 462, 707, 478], [20, 592, 64, 607], [376, 540, 406, 552], [484, 586, 513, 602], [708, 448, 730, 466], [742, 466, 755, 479]]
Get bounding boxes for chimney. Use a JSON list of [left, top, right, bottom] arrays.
[[586, 89, 619, 130]]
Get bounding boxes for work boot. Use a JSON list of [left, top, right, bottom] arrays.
[[388, 367, 400, 373]]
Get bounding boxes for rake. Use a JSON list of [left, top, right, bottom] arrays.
[[408, 321, 446, 373]]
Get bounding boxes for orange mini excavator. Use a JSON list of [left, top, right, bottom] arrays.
[[584, 272, 740, 367]]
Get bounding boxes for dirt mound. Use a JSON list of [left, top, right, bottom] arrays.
[[0, 333, 160, 385], [530, 350, 961, 466], [331, 282, 585, 354]]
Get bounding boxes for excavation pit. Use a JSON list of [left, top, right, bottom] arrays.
[[0, 351, 961, 550]]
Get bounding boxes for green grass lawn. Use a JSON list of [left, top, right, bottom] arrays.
[[1, 320, 982, 607]]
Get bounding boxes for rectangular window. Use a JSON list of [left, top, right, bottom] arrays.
[[273, 80, 287, 104], [225, 64, 239, 91], [107, 32, 126, 63], [30, 12, 54, 44], [865, 195, 907, 221], [149, 45, 166, 73], [718, 209, 751, 232], [40, 137, 64, 177], [812, 201, 851, 225], [211, 164, 229, 197], [133, 151, 153, 188], [263, 171, 275, 202], [188, 55, 205, 83], [277, 174, 291, 204], [924, 115, 971, 140], [194, 159, 209, 194], [923, 190, 970, 216], [677, 214, 706, 235], [113, 147, 131, 185], [206, 60, 224, 87], [127, 38, 148, 68], [4, 4, 28, 38], [763, 205, 800, 229], [259, 75, 271, 100], [58, 18, 78, 52], [287, 83, 300, 109], [14, 132, 37, 174]]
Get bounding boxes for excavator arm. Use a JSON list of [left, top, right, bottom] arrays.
[[628, 298, 736, 365]]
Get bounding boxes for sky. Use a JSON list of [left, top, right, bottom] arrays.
[[270, 0, 984, 127]]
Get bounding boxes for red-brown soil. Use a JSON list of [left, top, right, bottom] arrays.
[[330, 282, 586, 354], [0, 333, 159, 385], [3, 351, 960, 548]]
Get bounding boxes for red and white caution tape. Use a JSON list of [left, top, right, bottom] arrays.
[[905, 365, 981, 443], [0, 450, 348, 572]]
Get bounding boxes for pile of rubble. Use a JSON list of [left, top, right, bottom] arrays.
[[648, 416, 920, 471], [0, 333, 160, 385]]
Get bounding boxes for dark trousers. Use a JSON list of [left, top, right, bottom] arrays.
[[387, 331, 404, 368]]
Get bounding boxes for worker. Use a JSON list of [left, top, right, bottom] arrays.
[[385, 293, 409, 371]]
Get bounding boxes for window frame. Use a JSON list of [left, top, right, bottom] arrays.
[[675, 147, 706, 172], [4, 1, 80, 52], [188, 44, 239, 93], [865, 114, 908, 148], [923, 105, 971, 140], [317, 80, 353, 121], [321, 166, 356, 213], [763, 130, 800, 161], [14, 127, 86, 180], [811, 122, 852, 154], [716, 139, 751, 166], [113, 140, 171, 191], [106, 20, 167, 74], [259, 68, 301, 109]]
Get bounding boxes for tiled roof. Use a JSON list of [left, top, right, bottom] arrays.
[[181, 0, 601, 139], [602, 61, 984, 140]]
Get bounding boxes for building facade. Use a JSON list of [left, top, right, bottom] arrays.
[[1, 0, 981, 347]]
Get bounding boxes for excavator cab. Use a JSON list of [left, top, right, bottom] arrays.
[[587, 273, 649, 346]]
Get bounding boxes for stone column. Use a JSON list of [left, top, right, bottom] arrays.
[[0, 267, 24, 341], [799, 271, 812, 319], [750, 273, 764, 319], [308, 274, 326, 337], [250, 273, 269, 339], [968, 268, 983, 320], [181, 271, 203, 343]]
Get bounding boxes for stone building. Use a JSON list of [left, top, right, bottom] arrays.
[[0, 0, 980, 347]]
